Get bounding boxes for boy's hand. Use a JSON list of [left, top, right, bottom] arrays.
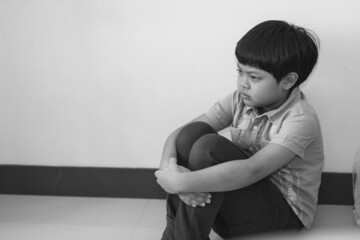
[[178, 192, 212, 207], [155, 157, 191, 194], [155, 158, 212, 206]]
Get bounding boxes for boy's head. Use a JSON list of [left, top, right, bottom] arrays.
[[235, 20, 320, 89]]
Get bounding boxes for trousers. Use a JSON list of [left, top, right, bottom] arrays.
[[161, 122, 303, 240]]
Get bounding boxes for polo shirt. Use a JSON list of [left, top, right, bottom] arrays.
[[205, 87, 324, 229]]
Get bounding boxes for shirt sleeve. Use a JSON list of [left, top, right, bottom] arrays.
[[270, 108, 319, 159], [205, 91, 238, 131]]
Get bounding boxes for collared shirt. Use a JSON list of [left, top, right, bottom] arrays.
[[205, 87, 324, 229]]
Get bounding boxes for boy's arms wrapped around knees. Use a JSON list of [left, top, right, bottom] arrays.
[[156, 158, 212, 207], [157, 144, 297, 193], [157, 114, 218, 207]]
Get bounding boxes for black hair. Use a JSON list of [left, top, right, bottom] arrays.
[[235, 20, 320, 88]]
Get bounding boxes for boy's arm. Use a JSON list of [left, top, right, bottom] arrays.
[[156, 143, 296, 193], [158, 113, 224, 207]]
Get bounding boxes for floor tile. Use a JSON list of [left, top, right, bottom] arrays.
[[299, 205, 360, 240], [0, 194, 149, 240], [0, 223, 133, 240], [0, 195, 147, 228], [1, 195, 359, 240], [312, 205, 357, 229], [137, 199, 166, 228], [130, 227, 164, 240]]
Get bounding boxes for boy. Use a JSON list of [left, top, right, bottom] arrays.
[[155, 20, 323, 240]]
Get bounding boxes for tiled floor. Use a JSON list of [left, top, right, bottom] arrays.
[[0, 194, 359, 240], [0, 195, 165, 240]]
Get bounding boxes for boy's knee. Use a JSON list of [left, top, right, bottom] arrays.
[[176, 122, 215, 148], [188, 133, 221, 171], [176, 122, 216, 164]]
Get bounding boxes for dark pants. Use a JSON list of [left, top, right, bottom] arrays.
[[161, 122, 303, 240]]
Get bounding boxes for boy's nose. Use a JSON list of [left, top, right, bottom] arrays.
[[238, 76, 250, 90]]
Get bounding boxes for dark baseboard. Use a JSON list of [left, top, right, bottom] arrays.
[[318, 172, 353, 205], [0, 165, 353, 205]]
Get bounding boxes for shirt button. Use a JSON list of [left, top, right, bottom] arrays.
[[253, 126, 258, 130]]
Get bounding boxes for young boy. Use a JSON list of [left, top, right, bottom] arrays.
[[155, 20, 323, 240]]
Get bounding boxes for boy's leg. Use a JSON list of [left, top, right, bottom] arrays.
[[161, 121, 217, 240], [180, 132, 249, 239], [161, 122, 302, 239], [218, 177, 303, 237], [161, 122, 248, 240], [188, 133, 303, 237]]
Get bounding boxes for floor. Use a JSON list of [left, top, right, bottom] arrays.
[[0, 194, 359, 240]]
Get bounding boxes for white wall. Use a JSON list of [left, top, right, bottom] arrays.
[[0, 0, 359, 171]]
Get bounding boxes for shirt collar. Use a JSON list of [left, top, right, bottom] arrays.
[[243, 87, 302, 123]]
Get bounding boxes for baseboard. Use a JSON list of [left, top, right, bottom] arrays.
[[0, 165, 354, 205]]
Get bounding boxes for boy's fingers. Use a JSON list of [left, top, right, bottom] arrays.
[[186, 193, 211, 205], [188, 193, 211, 202], [179, 192, 212, 207], [179, 194, 194, 207], [179, 193, 205, 207], [197, 192, 212, 198], [191, 199, 206, 207]]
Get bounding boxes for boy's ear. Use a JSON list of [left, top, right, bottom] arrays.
[[282, 72, 298, 90]]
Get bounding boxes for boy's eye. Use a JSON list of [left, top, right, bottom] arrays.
[[237, 68, 243, 74], [250, 76, 261, 81]]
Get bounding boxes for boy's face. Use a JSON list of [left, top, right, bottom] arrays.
[[236, 62, 290, 114]]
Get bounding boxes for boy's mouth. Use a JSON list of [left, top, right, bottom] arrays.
[[240, 92, 251, 100]]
